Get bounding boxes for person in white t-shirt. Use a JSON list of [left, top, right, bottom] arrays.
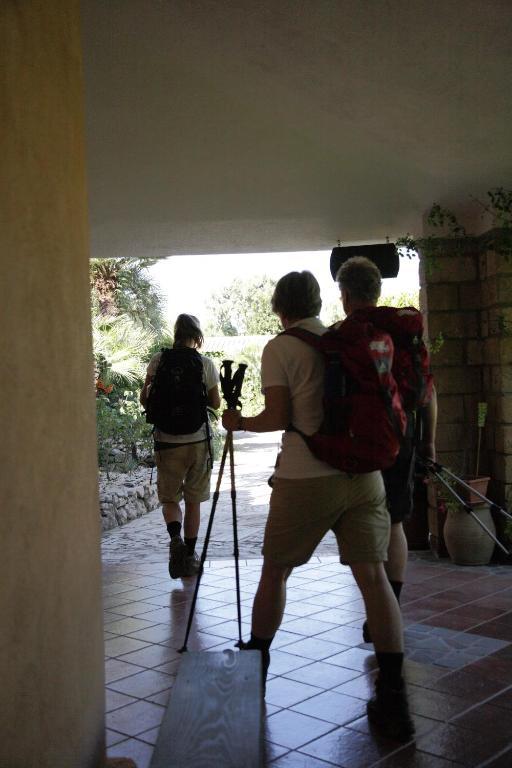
[[223, 271, 414, 743], [141, 314, 220, 578]]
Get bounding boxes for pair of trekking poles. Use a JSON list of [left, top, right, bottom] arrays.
[[417, 456, 512, 555], [179, 360, 248, 654]]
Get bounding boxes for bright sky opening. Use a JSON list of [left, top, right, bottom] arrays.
[[150, 251, 419, 327]]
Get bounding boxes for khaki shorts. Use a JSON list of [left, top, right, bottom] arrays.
[[155, 441, 212, 504], [263, 472, 389, 567]]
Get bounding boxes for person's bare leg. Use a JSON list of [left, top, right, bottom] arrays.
[[252, 559, 292, 638], [241, 559, 292, 686], [350, 560, 413, 741], [350, 561, 403, 651], [363, 521, 408, 642], [162, 501, 182, 524], [183, 500, 200, 539], [385, 522, 408, 584]]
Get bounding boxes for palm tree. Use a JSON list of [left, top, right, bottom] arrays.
[[92, 313, 156, 387], [90, 257, 165, 333]]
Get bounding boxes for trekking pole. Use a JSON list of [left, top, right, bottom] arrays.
[[179, 360, 248, 653], [417, 457, 512, 555], [178, 433, 230, 653], [228, 431, 243, 647], [222, 361, 248, 648]]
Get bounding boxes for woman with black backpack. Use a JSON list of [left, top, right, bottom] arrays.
[[140, 314, 221, 578]]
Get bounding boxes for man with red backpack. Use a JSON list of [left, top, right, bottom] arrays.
[[334, 256, 438, 644], [223, 270, 415, 742]]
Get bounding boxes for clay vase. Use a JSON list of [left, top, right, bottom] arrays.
[[443, 503, 496, 565]]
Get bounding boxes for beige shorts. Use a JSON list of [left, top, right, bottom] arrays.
[[263, 472, 389, 567], [155, 441, 212, 504]]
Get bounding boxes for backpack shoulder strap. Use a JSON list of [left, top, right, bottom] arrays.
[[281, 327, 325, 351]]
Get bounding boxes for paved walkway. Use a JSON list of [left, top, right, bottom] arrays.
[[101, 435, 512, 767], [103, 554, 512, 768], [102, 432, 340, 563]]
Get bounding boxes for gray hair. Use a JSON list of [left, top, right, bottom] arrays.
[[271, 271, 322, 321], [336, 256, 382, 304]]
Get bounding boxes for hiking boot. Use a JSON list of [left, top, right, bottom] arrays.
[[362, 620, 372, 644], [168, 536, 187, 579], [367, 677, 415, 743], [239, 640, 270, 695], [184, 551, 200, 577]]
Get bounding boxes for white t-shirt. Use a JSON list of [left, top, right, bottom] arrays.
[[147, 351, 220, 443], [261, 317, 341, 479]]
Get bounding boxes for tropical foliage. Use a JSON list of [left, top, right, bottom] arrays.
[[378, 290, 419, 309], [91, 258, 167, 472], [92, 313, 156, 387], [90, 257, 165, 331], [205, 275, 281, 336]]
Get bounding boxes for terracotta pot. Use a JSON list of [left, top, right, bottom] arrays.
[[443, 503, 496, 565], [460, 476, 490, 505]]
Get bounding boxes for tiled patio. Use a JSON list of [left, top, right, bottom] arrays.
[[103, 550, 512, 767]]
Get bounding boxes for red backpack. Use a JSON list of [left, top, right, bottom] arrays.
[[350, 306, 433, 412], [284, 320, 407, 473]]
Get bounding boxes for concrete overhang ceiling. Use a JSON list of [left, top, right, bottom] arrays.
[[81, 0, 512, 259]]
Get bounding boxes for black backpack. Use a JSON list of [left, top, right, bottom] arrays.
[[145, 347, 208, 435]]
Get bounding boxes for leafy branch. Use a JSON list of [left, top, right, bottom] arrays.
[[396, 188, 512, 262]]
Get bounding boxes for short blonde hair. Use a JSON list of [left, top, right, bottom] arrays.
[[336, 256, 381, 304], [271, 271, 322, 321]]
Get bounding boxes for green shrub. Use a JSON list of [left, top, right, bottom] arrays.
[[204, 346, 264, 416], [237, 345, 264, 416], [96, 388, 153, 475]]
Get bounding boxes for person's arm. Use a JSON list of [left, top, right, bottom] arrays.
[[222, 386, 290, 433], [208, 384, 221, 411], [140, 371, 153, 407], [140, 354, 160, 407], [418, 384, 437, 461]]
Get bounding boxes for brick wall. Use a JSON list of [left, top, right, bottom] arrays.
[[419, 232, 512, 507]]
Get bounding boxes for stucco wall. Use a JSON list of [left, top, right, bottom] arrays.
[[0, 3, 105, 766]]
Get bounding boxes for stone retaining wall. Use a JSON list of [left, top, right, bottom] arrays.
[[99, 466, 159, 531]]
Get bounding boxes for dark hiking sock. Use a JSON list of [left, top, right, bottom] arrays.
[[184, 536, 197, 555], [389, 580, 403, 603], [167, 521, 182, 539], [247, 633, 274, 653], [242, 633, 273, 678], [376, 651, 404, 690]]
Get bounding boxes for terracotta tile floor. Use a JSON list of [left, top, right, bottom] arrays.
[[103, 553, 512, 767]]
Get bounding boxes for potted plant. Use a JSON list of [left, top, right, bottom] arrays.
[[427, 403, 495, 565], [460, 402, 490, 505], [442, 484, 496, 566]]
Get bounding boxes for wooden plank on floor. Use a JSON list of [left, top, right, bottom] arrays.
[[149, 649, 263, 768]]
